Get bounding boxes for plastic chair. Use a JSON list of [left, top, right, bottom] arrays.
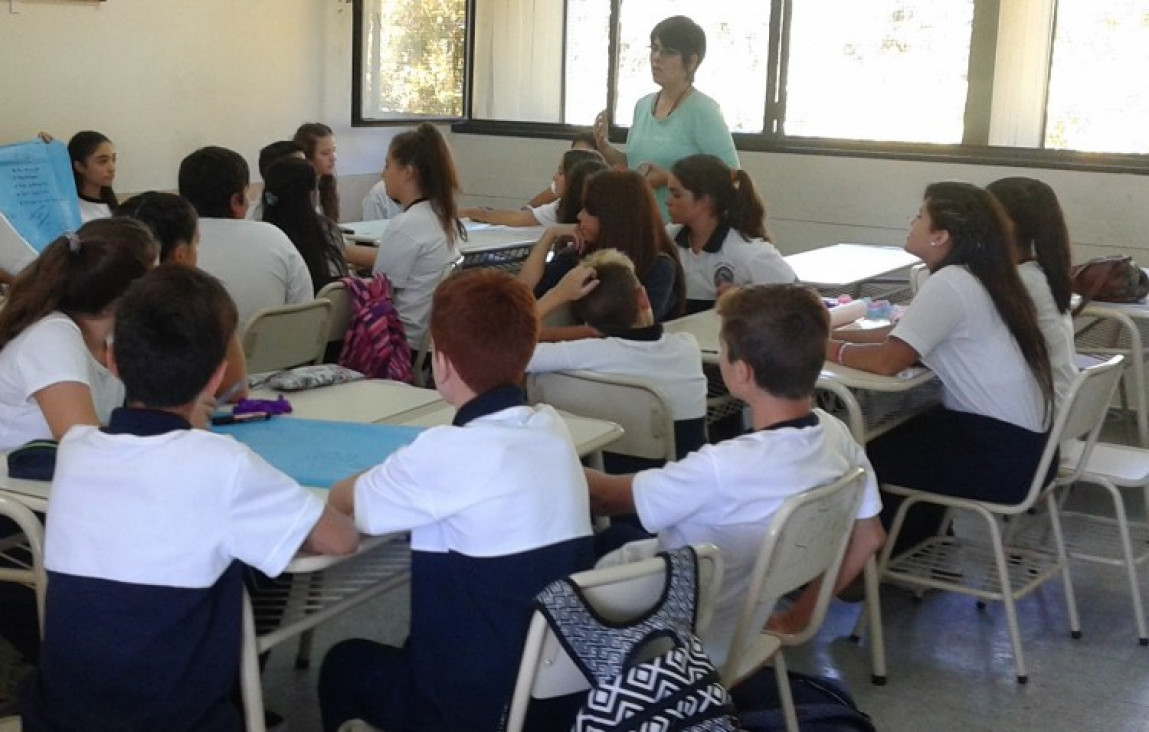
[[721, 466, 867, 732], [0, 495, 46, 634], [316, 280, 353, 361], [502, 543, 724, 732], [241, 298, 332, 374], [877, 355, 1125, 683], [411, 257, 461, 387], [525, 370, 677, 463]]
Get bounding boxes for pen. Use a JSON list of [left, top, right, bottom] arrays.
[[211, 411, 271, 426]]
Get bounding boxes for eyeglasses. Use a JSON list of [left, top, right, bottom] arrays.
[[648, 44, 681, 58]]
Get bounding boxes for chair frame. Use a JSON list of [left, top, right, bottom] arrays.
[[877, 356, 1125, 683], [0, 495, 46, 633], [502, 543, 724, 732], [721, 466, 867, 732], [241, 298, 333, 374], [315, 279, 353, 360], [411, 256, 462, 387]]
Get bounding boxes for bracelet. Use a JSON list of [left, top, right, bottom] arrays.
[[836, 342, 852, 365]]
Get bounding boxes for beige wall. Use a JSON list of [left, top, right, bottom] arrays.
[[2, 0, 1145, 248]]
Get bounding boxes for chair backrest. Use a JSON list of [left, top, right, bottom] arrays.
[[503, 543, 723, 732], [0, 495, 46, 634], [241, 298, 332, 374], [526, 370, 677, 462], [411, 256, 462, 387], [1038, 354, 1125, 493], [721, 466, 867, 685], [315, 280, 353, 351]]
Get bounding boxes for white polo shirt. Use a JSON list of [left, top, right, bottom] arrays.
[[0, 313, 123, 451], [362, 180, 403, 220], [633, 410, 881, 668], [892, 265, 1047, 432], [529, 200, 560, 228], [668, 223, 796, 305], [195, 217, 314, 329], [372, 200, 457, 348], [1018, 261, 1078, 409]]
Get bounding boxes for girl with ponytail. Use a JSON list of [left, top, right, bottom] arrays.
[[666, 155, 794, 312], [0, 217, 157, 449]]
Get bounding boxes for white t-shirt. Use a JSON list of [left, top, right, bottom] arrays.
[[0, 313, 123, 451], [1018, 261, 1078, 409], [372, 200, 457, 348], [526, 329, 706, 421], [362, 180, 403, 220], [633, 410, 881, 667], [354, 403, 592, 555], [195, 218, 314, 329], [892, 265, 1046, 432], [529, 200, 560, 228], [667, 224, 796, 303], [78, 197, 112, 223]]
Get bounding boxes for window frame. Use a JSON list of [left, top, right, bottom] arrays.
[[352, 0, 1149, 174]]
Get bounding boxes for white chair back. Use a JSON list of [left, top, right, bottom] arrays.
[[720, 467, 867, 685], [315, 280, 353, 355], [526, 370, 677, 462], [503, 543, 723, 732], [241, 299, 332, 374]]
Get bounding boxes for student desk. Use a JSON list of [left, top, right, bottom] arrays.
[[246, 378, 446, 425], [341, 218, 544, 272], [784, 243, 921, 302]]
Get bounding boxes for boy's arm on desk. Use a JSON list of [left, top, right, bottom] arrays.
[[328, 472, 364, 517], [302, 504, 359, 556], [585, 467, 637, 515]]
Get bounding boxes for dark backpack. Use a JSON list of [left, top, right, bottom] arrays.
[[733, 668, 875, 732], [337, 274, 413, 383], [1071, 255, 1149, 313], [536, 546, 739, 732]]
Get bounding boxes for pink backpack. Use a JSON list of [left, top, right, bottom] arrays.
[[337, 275, 414, 383]]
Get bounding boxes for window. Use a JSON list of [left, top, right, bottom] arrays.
[[354, 0, 467, 122]]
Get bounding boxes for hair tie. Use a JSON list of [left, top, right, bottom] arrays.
[[65, 232, 81, 254], [264, 191, 278, 206]]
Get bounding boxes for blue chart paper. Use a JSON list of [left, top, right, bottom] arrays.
[[0, 140, 82, 253], [212, 417, 425, 488]]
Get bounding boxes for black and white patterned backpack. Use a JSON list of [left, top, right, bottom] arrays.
[[536, 546, 739, 732]]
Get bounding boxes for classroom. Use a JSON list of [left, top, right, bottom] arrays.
[[2, 1, 1149, 730]]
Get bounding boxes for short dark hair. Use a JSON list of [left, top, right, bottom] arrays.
[[571, 250, 641, 335], [113, 264, 238, 408], [116, 192, 198, 262], [430, 269, 538, 394], [178, 146, 250, 219], [651, 16, 707, 80], [717, 284, 827, 399], [259, 140, 305, 180]]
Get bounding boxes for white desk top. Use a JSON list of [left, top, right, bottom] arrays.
[[398, 405, 623, 458], [784, 243, 920, 288], [341, 219, 543, 255], [247, 379, 444, 425]]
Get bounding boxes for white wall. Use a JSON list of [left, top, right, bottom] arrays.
[[0, 0, 397, 219]]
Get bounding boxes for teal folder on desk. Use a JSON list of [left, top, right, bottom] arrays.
[[212, 417, 425, 488]]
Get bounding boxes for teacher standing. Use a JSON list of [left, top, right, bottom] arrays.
[[593, 15, 739, 220]]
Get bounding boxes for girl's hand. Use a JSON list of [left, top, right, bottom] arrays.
[[548, 223, 584, 252], [553, 265, 599, 303], [593, 111, 609, 148]]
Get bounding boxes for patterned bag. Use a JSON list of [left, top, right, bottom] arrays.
[[536, 546, 739, 732], [1071, 255, 1149, 313], [337, 274, 413, 383]]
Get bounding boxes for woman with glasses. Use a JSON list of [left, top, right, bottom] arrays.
[[592, 15, 738, 220]]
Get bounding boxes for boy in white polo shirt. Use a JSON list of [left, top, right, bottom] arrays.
[[319, 269, 594, 732], [21, 265, 357, 730], [529, 249, 707, 470], [585, 283, 886, 668]]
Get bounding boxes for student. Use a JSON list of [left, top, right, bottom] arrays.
[[68, 130, 118, 222], [21, 265, 357, 730], [318, 269, 593, 732], [0, 217, 156, 451], [585, 283, 884, 667], [361, 175, 402, 221], [116, 191, 249, 402], [987, 176, 1078, 407], [667, 154, 796, 312], [344, 123, 466, 349], [828, 182, 1053, 554], [249, 140, 306, 221], [462, 148, 603, 227], [178, 146, 313, 329], [294, 122, 340, 221], [529, 249, 707, 467], [519, 168, 686, 324], [526, 132, 598, 209], [261, 157, 350, 294]]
